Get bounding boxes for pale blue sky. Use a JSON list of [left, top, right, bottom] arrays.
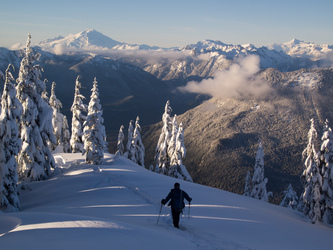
[[0, 0, 332, 48]]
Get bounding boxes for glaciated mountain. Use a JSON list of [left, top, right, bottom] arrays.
[[39, 29, 123, 50], [36, 30, 333, 80], [39, 29, 163, 52], [267, 38, 333, 60], [143, 39, 332, 80]]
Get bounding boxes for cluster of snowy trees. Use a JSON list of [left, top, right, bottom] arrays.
[[68, 75, 108, 165], [243, 139, 298, 208], [0, 34, 193, 211], [299, 119, 333, 224], [115, 116, 145, 167], [243, 139, 272, 202], [243, 118, 333, 225], [0, 34, 107, 211], [151, 101, 192, 182], [114, 101, 192, 182]]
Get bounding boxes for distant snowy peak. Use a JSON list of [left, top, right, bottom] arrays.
[[39, 29, 122, 49], [183, 39, 255, 52], [267, 39, 333, 59], [184, 38, 333, 59], [38, 29, 167, 52], [39, 35, 65, 45], [113, 43, 164, 51], [182, 39, 259, 59]]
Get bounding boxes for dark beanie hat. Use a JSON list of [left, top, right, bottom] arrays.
[[174, 182, 180, 188]]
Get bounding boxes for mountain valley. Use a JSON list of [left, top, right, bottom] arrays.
[[1, 29, 333, 204]]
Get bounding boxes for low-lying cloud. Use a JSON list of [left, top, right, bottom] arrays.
[[44, 45, 190, 64], [179, 55, 274, 100]]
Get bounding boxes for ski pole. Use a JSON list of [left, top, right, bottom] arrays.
[[188, 202, 190, 219], [157, 203, 163, 224]]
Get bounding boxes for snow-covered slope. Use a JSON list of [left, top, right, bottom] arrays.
[[0, 153, 332, 249]]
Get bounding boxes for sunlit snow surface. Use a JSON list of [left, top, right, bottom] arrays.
[[0, 153, 332, 250]]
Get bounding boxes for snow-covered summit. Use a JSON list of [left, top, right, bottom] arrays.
[[267, 39, 333, 59], [39, 29, 123, 50], [38, 29, 168, 53], [182, 39, 253, 57]]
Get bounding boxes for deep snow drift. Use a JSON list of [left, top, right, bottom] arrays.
[[0, 153, 332, 250]]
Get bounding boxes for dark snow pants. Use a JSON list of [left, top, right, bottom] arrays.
[[171, 208, 182, 228]]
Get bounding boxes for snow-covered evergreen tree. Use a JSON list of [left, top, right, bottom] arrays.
[[168, 122, 193, 182], [280, 184, 298, 209], [168, 115, 178, 161], [124, 120, 136, 162], [251, 139, 272, 202], [62, 116, 71, 153], [133, 116, 145, 167], [41, 79, 49, 104], [49, 82, 71, 153], [16, 34, 56, 181], [243, 171, 252, 197], [318, 120, 333, 224], [49, 81, 64, 149], [70, 75, 87, 153], [83, 77, 107, 165], [115, 125, 125, 156], [0, 64, 22, 210], [301, 118, 322, 223], [155, 100, 173, 174]]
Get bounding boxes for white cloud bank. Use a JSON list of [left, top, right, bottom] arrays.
[[179, 55, 274, 100]]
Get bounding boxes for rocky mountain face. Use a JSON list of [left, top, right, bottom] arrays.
[[143, 68, 333, 204]]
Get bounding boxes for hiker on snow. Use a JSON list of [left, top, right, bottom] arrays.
[[161, 182, 192, 228]]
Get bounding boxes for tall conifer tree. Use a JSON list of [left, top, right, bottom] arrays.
[[301, 118, 322, 223], [0, 64, 22, 210], [50, 81, 70, 151], [83, 77, 107, 165], [155, 100, 172, 174], [251, 139, 272, 202], [133, 116, 145, 167], [70, 76, 87, 153], [115, 125, 125, 156], [318, 120, 333, 223], [124, 120, 136, 162], [169, 122, 192, 182], [16, 34, 56, 181]]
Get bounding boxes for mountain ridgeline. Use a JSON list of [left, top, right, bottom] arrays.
[[1, 29, 333, 203]]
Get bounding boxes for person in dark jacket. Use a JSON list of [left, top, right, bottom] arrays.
[[161, 182, 192, 228]]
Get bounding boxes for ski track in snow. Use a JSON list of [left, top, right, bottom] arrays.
[[91, 158, 222, 249], [67, 157, 240, 249]]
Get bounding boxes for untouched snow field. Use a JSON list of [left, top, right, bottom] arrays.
[[0, 153, 332, 250]]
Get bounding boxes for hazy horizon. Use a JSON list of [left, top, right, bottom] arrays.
[[1, 0, 332, 49]]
